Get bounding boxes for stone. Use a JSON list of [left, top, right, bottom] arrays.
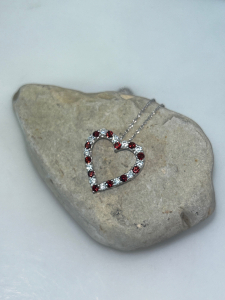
[[132, 166, 140, 174], [137, 152, 145, 160], [93, 131, 99, 137], [13, 84, 215, 251], [88, 171, 95, 177], [92, 185, 99, 193], [114, 142, 121, 150], [120, 174, 128, 182], [106, 180, 113, 188], [85, 141, 91, 149], [128, 142, 136, 149], [106, 130, 113, 138], [85, 156, 91, 164]]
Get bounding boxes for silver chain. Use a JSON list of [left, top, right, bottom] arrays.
[[120, 99, 165, 142]]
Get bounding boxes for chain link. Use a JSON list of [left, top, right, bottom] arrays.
[[120, 99, 165, 142]]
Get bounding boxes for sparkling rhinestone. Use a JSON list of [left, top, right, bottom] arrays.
[[85, 141, 91, 149], [93, 131, 99, 137], [114, 142, 121, 150], [84, 149, 91, 156], [85, 156, 91, 164], [106, 130, 113, 138], [88, 135, 95, 143], [121, 141, 128, 148], [88, 170, 95, 177], [113, 178, 121, 185], [120, 174, 127, 182], [92, 185, 99, 193], [99, 182, 107, 190], [132, 166, 140, 174], [100, 128, 107, 136], [89, 177, 96, 185], [134, 146, 143, 154], [127, 170, 134, 179], [137, 152, 145, 160], [136, 160, 144, 168], [128, 142, 136, 149], [86, 164, 93, 171], [106, 180, 113, 188], [112, 135, 120, 143]]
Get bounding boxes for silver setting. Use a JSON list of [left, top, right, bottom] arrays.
[[121, 141, 128, 148], [136, 160, 144, 168], [113, 178, 121, 185], [84, 149, 91, 156], [99, 182, 107, 190], [86, 164, 93, 171], [88, 135, 95, 143], [112, 134, 120, 143], [89, 177, 96, 186], [134, 146, 143, 154], [100, 128, 107, 136], [127, 170, 134, 179]]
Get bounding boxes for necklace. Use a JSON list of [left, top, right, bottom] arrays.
[[84, 99, 165, 193]]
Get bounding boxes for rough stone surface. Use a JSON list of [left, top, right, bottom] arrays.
[[13, 84, 215, 251]]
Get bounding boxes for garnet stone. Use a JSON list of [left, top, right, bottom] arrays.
[[85, 156, 91, 164], [132, 166, 140, 174], [114, 142, 121, 150], [120, 174, 127, 182], [92, 185, 99, 193], [128, 142, 136, 149], [106, 130, 113, 138], [106, 180, 113, 188], [137, 152, 145, 160], [85, 141, 91, 149], [88, 170, 95, 177], [93, 131, 99, 137]]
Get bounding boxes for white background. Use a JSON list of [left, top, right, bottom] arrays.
[[0, 0, 225, 299]]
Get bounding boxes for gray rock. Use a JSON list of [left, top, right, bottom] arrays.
[[13, 84, 215, 251]]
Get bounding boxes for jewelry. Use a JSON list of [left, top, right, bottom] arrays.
[[84, 99, 165, 193]]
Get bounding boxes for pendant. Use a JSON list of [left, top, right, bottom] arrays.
[[84, 128, 145, 193]]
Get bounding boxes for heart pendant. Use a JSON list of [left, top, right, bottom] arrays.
[[84, 128, 145, 193]]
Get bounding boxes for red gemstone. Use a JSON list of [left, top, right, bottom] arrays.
[[128, 142, 136, 149], [88, 170, 95, 177], [120, 174, 127, 182], [85, 142, 91, 149], [106, 130, 113, 138], [137, 152, 145, 160], [93, 131, 99, 137], [106, 180, 113, 188], [114, 142, 121, 150], [132, 166, 140, 174], [92, 185, 99, 193], [85, 156, 91, 164]]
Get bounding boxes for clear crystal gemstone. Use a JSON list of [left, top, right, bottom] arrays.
[[127, 170, 134, 179], [99, 182, 107, 190], [89, 177, 96, 186], [113, 177, 121, 185], [88, 135, 95, 143], [100, 128, 107, 136], [112, 135, 120, 143], [134, 146, 143, 154], [86, 164, 93, 171], [84, 149, 91, 156], [136, 160, 144, 168], [121, 141, 128, 148]]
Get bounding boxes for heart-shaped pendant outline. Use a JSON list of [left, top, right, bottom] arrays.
[[84, 128, 145, 193]]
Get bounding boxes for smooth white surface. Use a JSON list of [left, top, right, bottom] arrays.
[[0, 0, 225, 299]]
